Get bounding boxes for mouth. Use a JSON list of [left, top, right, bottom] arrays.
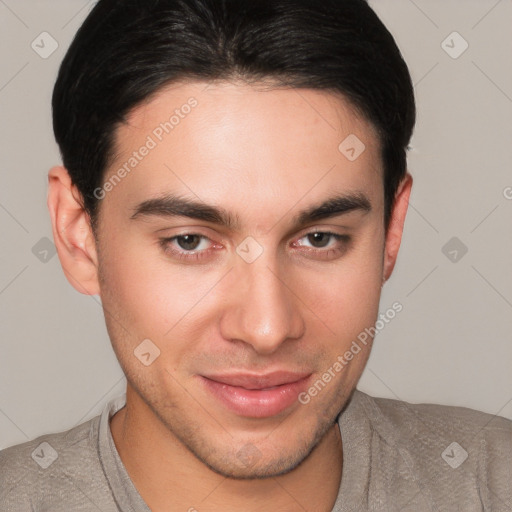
[[198, 371, 312, 418]]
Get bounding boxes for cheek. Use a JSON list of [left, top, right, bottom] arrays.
[[97, 229, 173, 338], [97, 244, 191, 387], [97, 234, 220, 351], [300, 233, 384, 340]]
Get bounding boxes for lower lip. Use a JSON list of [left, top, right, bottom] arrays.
[[199, 375, 311, 418]]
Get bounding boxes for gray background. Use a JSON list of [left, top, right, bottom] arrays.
[[1, 0, 511, 450]]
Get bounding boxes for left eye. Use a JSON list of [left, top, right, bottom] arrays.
[[297, 232, 341, 249]]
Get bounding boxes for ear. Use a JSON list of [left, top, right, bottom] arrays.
[[47, 166, 100, 296], [382, 172, 413, 284]]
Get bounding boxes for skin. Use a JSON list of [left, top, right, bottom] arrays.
[[47, 80, 412, 512]]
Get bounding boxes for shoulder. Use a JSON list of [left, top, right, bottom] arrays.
[[0, 414, 111, 511], [366, 390, 512, 449], [0, 416, 95, 478], [353, 389, 512, 506]]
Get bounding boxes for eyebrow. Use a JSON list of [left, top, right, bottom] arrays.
[[129, 191, 371, 230]]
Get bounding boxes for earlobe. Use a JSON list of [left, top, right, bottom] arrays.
[[382, 172, 413, 284], [47, 166, 100, 296]]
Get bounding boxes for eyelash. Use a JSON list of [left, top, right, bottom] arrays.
[[158, 231, 351, 262]]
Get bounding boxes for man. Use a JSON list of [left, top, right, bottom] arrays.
[[1, 0, 510, 510]]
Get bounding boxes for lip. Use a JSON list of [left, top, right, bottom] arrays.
[[199, 371, 312, 418]]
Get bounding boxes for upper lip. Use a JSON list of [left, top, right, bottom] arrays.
[[202, 371, 311, 390]]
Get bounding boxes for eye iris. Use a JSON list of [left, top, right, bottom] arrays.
[[308, 233, 331, 248], [177, 235, 201, 251]]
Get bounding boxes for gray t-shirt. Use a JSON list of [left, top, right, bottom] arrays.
[[1, 389, 511, 511]]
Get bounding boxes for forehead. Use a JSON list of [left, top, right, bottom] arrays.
[[120, 79, 377, 147], [103, 80, 383, 225]]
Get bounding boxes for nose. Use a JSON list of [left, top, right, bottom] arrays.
[[219, 255, 305, 355]]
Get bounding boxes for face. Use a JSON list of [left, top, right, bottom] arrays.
[[91, 80, 389, 478]]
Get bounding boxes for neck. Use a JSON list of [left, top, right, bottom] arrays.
[[110, 385, 343, 512]]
